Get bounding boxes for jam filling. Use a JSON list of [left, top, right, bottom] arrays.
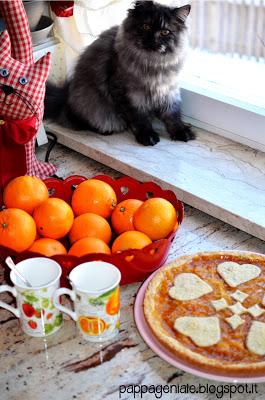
[[155, 254, 265, 363]]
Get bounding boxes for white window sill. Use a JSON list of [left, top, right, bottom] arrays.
[[180, 50, 265, 152], [44, 120, 265, 241], [33, 37, 60, 61]]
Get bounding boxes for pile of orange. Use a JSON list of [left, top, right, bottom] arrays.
[[0, 176, 178, 257]]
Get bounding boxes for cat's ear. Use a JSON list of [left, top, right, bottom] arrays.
[[34, 52, 51, 81], [0, 31, 12, 58], [175, 5, 191, 24]]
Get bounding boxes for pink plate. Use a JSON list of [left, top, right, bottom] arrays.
[[134, 269, 265, 383]]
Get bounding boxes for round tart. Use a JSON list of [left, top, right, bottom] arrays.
[[144, 251, 265, 374]]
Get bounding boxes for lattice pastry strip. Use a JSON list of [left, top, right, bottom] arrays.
[[211, 298, 228, 311], [225, 315, 245, 330], [246, 305, 264, 318], [231, 290, 248, 303], [228, 302, 247, 315]]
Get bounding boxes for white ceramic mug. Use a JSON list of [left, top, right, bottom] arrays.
[[0, 258, 63, 337], [53, 261, 121, 342]]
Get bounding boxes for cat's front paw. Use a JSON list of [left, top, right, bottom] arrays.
[[100, 131, 114, 136], [136, 132, 160, 146], [170, 125, 196, 142]]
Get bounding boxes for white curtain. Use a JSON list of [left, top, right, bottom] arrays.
[[52, 0, 132, 79], [74, 0, 132, 39], [72, 0, 187, 43], [51, 0, 185, 80]]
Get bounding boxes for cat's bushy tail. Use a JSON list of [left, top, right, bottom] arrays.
[[44, 81, 69, 120]]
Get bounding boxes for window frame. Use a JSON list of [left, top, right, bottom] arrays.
[[180, 81, 265, 152]]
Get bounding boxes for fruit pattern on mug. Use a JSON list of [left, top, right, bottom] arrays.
[[19, 289, 63, 335], [79, 316, 110, 336], [76, 287, 120, 337], [78, 316, 121, 335], [88, 287, 120, 314]]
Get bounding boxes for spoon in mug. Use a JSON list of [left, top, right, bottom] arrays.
[[5, 257, 32, 287]]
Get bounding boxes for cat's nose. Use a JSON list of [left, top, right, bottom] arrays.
[[2, 85, 14, 95]]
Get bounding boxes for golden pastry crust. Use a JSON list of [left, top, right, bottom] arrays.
[[144, 251, 265, 375]]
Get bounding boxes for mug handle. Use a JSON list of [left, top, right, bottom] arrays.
[[0, 285, 20, 318], [53, 288, 77, 321]]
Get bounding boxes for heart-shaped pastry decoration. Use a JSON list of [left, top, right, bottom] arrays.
[[247, 321, 265, 355], [174, 316, 221, 347], [217, 262, 261, 287], [168, 273, 212, 301]]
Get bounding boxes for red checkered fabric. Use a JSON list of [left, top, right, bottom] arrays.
[[0, 0, 33, 65], [0, 0, 56, 178], [25, 140, 56, 177], [0, 31, 51, 122]]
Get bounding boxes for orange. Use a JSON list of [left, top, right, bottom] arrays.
[[69, 213, 112, 244], [33, 198, 74, 239], [112, 230, 152, 253], [111, 199, 143, 234], [106, 287, 120, 316], [3, 176, 49, 215], [71, 179, 117, 218], [68, 237, 111, 257], [79, 316, 108, 336], [133, 198, 177, 240], [0, 208, 36, 252], [28, 238, 67, 257]]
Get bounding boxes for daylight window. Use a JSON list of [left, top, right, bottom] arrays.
[[181, 0, 265, 111]]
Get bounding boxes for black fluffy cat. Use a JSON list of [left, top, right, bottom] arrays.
[[45, 0, 195, 146]]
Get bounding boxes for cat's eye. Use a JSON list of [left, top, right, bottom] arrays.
[[0, 68, 9, 78], [143, 23, 151, 31], [19, 76, 28, 85], [160, 29, 170, 36]]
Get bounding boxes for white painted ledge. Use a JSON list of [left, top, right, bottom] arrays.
[[180, 50, 265, 152], [44, 121, 265, 241]]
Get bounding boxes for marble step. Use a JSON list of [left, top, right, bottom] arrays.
[[45, 122, 265, 241]]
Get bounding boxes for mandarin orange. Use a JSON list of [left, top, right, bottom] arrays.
[[112, 230, 152, 253], [133, 197, 177, 240], [28, 238, 67, 257], [0, 208, 36, 252], [68, 237, 111, 257], [111, 199, 143, 234], [71, 179, 117, 218], [3, 176, 49, 215], [69, 213, 112, 244], [33, 198, 74, 239]]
